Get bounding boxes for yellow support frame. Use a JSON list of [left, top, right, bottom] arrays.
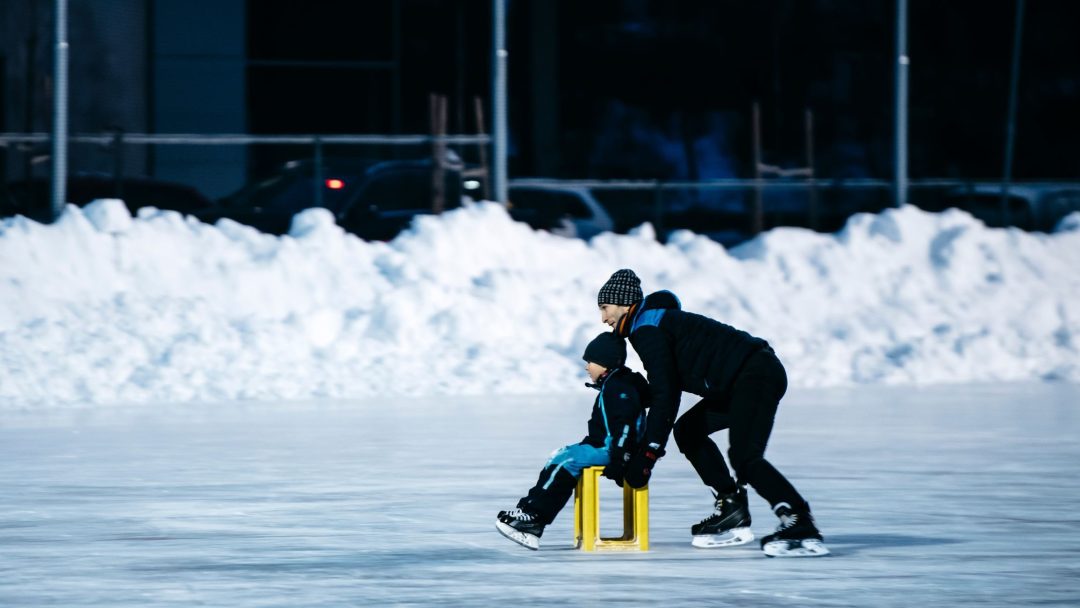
[[573, 466, 649, 551]]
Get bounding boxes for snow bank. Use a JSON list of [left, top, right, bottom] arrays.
[[1, 200, 1077, 407]]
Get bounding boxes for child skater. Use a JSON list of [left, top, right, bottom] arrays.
[[495, 331, 649, 550]]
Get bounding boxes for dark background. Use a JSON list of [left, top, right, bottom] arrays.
[[2, 0, 1078, 194], [246, 0, 1080, 181]]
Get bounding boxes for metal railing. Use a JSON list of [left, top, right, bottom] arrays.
[[0, 131, 492, 219], [508, 177, 1080, 240], [4, 131, 1078, 240], [0, 133, 492, 146]]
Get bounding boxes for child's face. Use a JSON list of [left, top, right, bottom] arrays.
[[599, 304, 630, 328], [585, 361, 608, 383]]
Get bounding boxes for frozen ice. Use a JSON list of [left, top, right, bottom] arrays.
[[0, 383, 1077, 606], [1, 199, 1077, 605]]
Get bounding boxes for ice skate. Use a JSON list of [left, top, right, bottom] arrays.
[[496, 508, 544, 550], [760, 503, 829, 557], [690, 487, 754, 548]]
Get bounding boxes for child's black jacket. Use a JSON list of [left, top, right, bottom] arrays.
[[581, 367, 650, 454]]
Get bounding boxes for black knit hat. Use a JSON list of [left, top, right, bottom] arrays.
[[597, 269, 644, 306], [582, 332, 626, 369]]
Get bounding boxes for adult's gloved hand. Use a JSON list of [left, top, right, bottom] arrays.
[[603, 449, 630, 487], [624, 444, 664, 489]]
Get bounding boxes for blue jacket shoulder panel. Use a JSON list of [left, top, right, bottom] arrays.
[[628, 290, 681, 334], [631, 308, 666, 333]]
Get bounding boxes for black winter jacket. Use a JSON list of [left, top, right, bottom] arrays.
[[581, 367, 650, 457], [615, 291, 768, 450]]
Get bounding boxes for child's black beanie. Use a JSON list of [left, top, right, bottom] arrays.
[[582, 332, 627, 369]]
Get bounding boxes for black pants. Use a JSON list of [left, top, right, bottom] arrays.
[[672, 349, 807, 511], [517, 465, 578, 525]]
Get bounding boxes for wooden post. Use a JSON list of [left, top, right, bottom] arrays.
[[473, 96, 492, 201], [751, 101, 764, 235], [430, 93, 448, 214], [805, 108, 818, 231], [1000, 0, 1025, 228]]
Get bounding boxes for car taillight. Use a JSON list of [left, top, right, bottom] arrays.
[[325, 179, 345, 190]]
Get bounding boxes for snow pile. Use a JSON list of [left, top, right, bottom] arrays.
[[1, 199, 1077, 407]]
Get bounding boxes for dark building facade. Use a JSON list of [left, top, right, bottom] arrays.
[[3, 1, 1078, 205]]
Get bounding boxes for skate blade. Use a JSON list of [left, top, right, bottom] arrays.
[[495, 521, 540, 550], [762, 538, 830, 557], [691, 527, 754, 548]]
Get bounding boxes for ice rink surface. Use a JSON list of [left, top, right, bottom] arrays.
[[2, 382, 1078, 607]]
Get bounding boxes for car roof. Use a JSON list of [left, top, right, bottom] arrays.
[[280, 157, 386, 174], [280, 156, 438, 174], [509, 182, 594, 195]]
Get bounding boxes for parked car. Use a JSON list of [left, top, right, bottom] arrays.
[[940, 184, 1080, 232], [506, 182, 615, 239], [195, 156, 464, 240], [1, 174, 213, 223]]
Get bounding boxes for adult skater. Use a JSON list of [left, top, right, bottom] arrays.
[[595, 268, 828, 557]]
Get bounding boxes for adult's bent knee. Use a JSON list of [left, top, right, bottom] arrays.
[[673, 418, 706, 453]]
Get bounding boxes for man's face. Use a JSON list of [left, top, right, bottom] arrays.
[[599, 304, 630, 328]]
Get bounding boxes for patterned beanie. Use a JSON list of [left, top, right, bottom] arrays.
[[582, 332, 626, 369], [597, 269, 644, 306]]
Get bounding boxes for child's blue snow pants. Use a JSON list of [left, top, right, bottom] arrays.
[[517, 442, 611, 525]]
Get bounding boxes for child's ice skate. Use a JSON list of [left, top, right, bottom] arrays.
[[496, 508, 545, 550], [760, 502, 829, 557], [690, 487, 755, 548]]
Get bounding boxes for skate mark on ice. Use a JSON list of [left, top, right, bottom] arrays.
[[827, 533, 962, 555]]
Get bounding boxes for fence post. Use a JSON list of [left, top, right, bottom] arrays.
[[50, 0, 69, 221], [491, 0, 508, 204], [893, 0, 909, 208]]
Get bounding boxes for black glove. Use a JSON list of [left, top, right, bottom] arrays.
[[603, 449, 630, 487], [624, 443, 664, 489]]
